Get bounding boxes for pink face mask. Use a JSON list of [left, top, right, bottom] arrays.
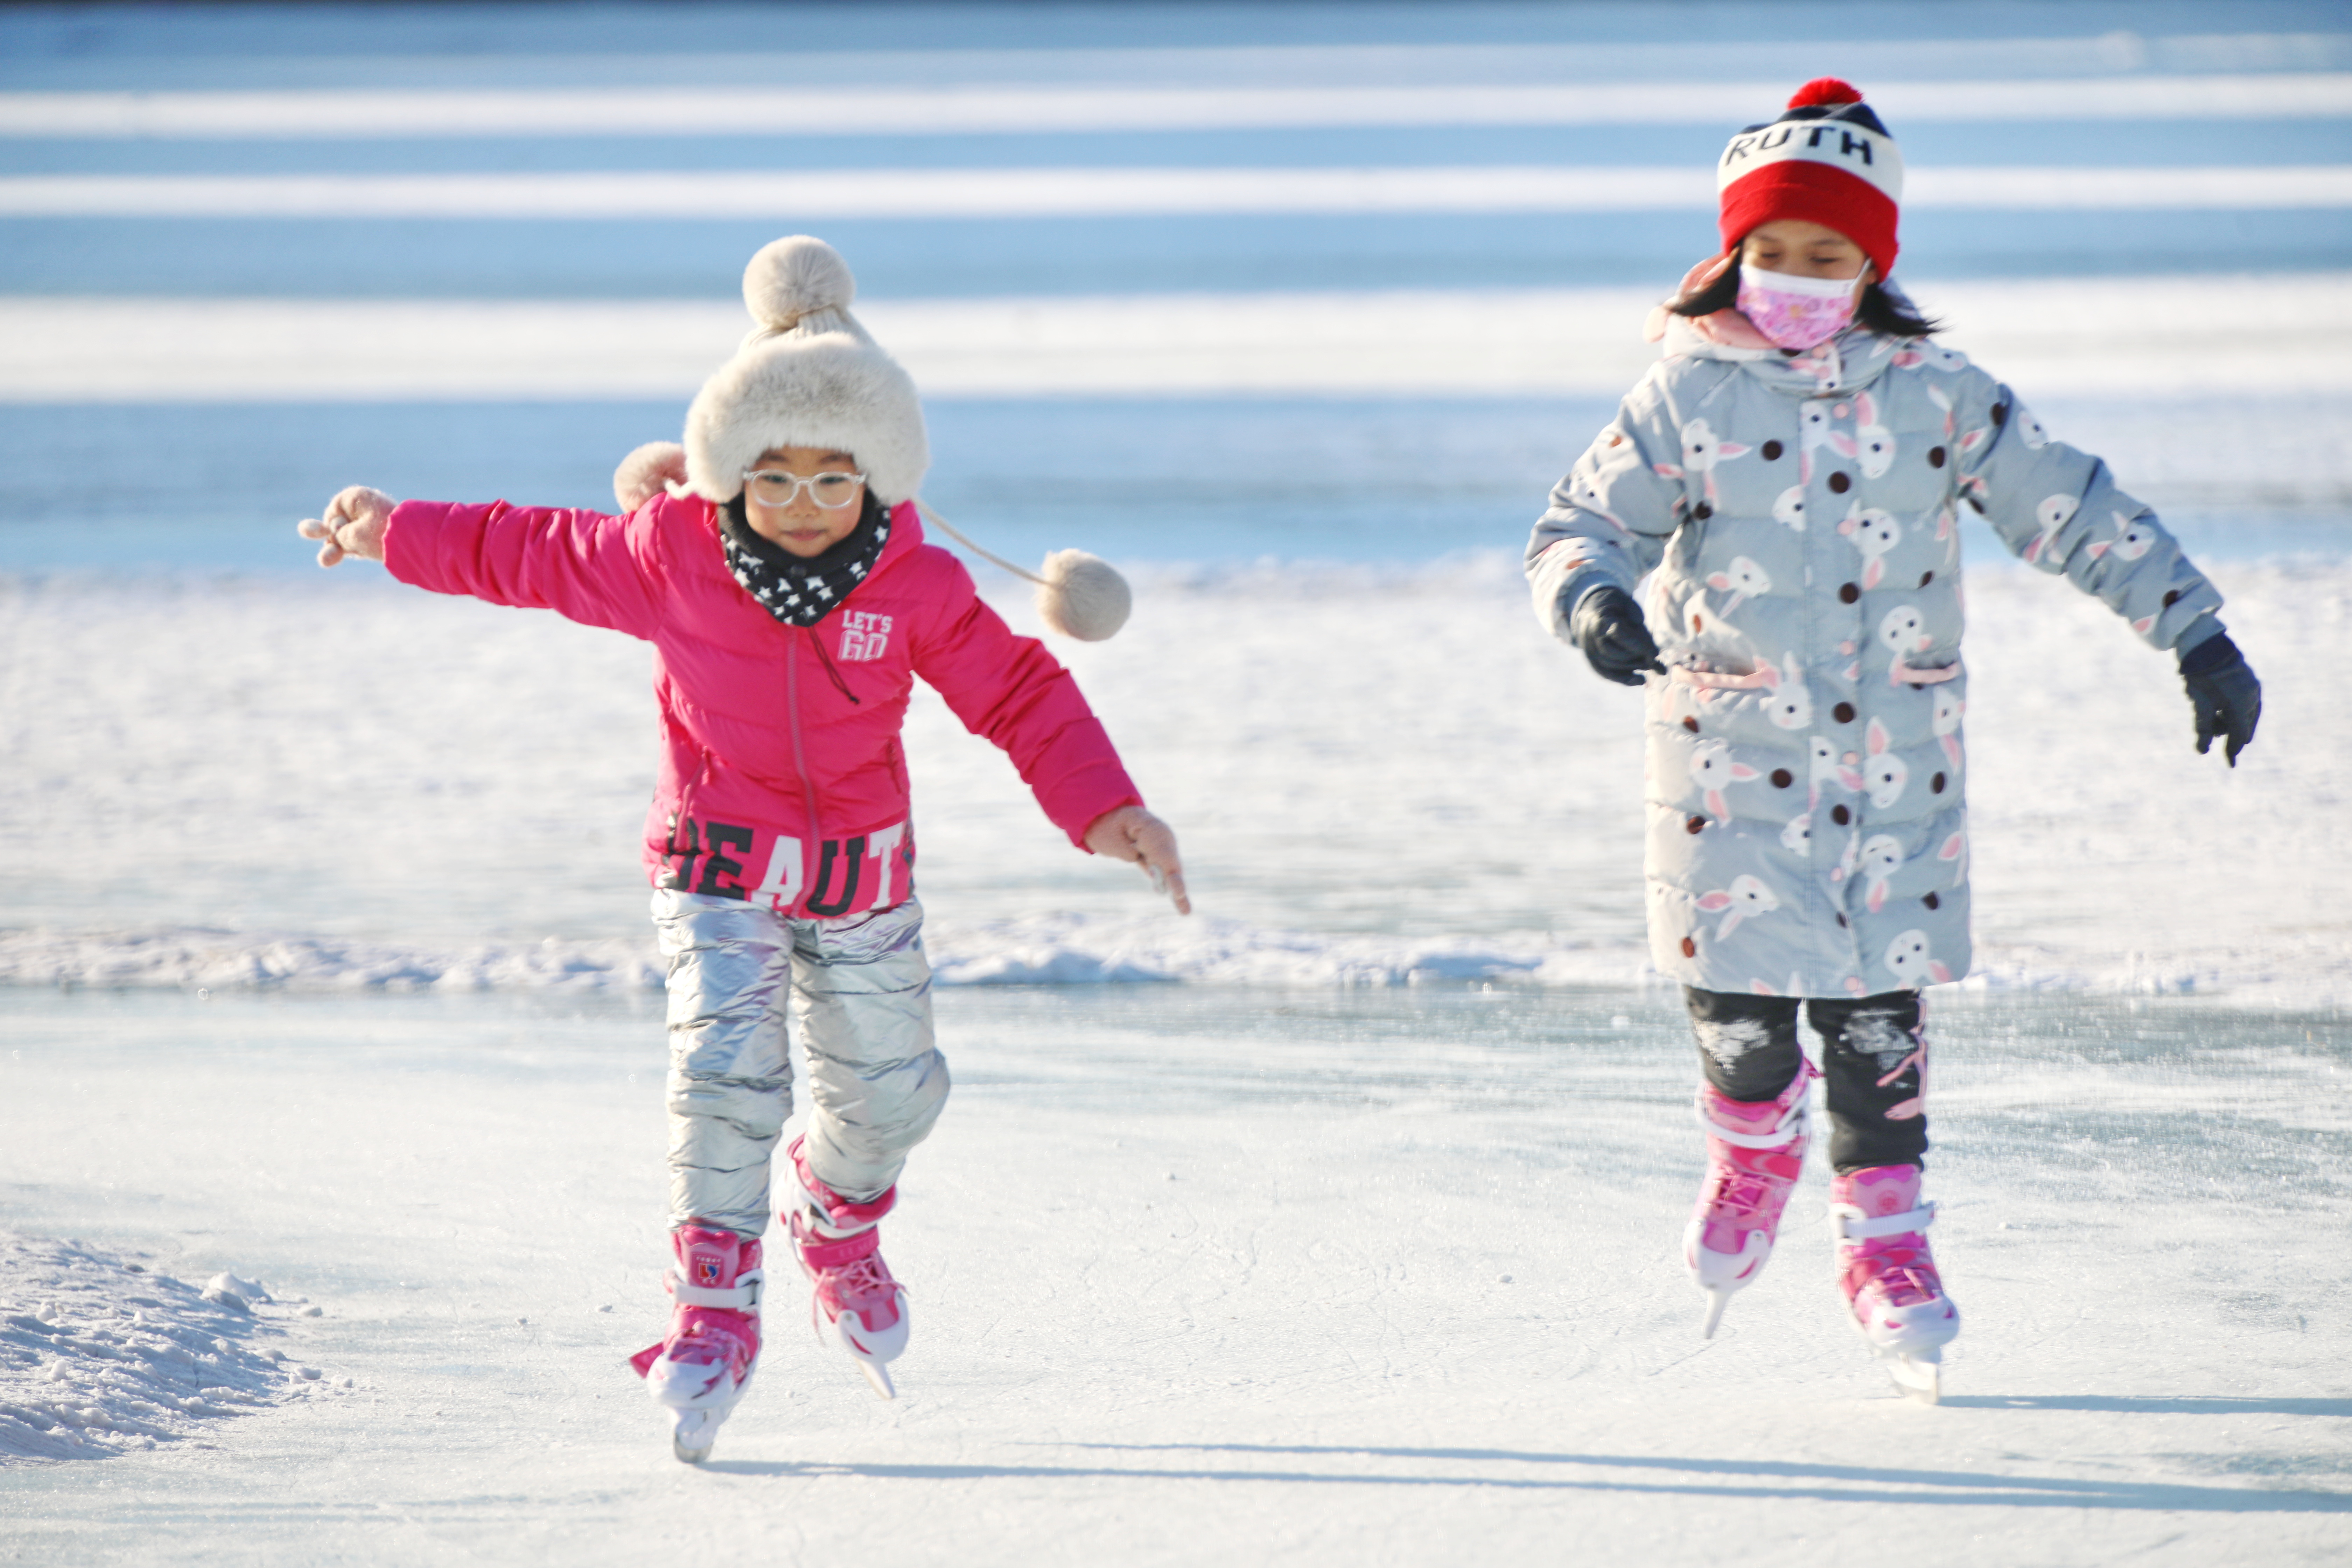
[[1736, 264, 1867, 351]]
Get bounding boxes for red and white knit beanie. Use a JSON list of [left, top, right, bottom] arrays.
[[1717, 79, 1904, 279]]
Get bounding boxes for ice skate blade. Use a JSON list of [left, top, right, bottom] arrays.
[[816, 1293, 907, 1401], [824, 1317, 899, 1400], [1699, 1288, 1730, 1339]]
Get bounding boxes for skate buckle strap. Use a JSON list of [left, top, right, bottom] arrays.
[[789, 1138, 898, 1235], [1832, 1202, 1935, 1242], [797, 1224, 881, 1272], [1693, 1091, 1810, 1150], [665, 1266, 764, 1312]]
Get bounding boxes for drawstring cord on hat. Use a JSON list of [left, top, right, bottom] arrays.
[[914, 502, 1054, 590]]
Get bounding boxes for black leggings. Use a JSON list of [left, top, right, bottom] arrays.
[[1684, 986, 1931, 1174]]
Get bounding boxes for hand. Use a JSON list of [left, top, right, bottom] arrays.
[[1569, 584, 1666, 686], [2179, 631, 2260, 767], [1084, 805, 1190, 915], [296, 485, 396, 567]]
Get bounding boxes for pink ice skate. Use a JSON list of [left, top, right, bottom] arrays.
[[1685, 1064, 1815, 1337], [786, 1137, 908, 1400], [628, 1224, 764, 1463], [1828, 1164, 1960, 1403]]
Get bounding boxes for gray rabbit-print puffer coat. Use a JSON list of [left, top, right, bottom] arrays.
[[1527, 319, 2223, 999]]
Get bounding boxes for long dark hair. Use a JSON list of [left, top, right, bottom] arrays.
[[1668, 258, 1941, 340]]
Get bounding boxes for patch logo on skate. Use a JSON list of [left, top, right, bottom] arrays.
[[693, 1255, 723, 1288]]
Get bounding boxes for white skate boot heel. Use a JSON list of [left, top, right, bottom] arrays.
[[629, 1224, 764, 1463], [1829, 1164, 1960, 1404], [1685, 1064, 1814, 1337], [787, 1136, 908, 1401]]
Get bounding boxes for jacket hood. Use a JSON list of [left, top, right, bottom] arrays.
[[1655, 310, 1905, 399]]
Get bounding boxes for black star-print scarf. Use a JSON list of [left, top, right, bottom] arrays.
[[717, 492, 891, 628]]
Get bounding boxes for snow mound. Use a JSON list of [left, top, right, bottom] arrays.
[[0, 916, 1648, 993], [4, 915, 2343, 1007], [0, 1234, 313, 1463], [0, 927, 664, 994], [923, 911, 1651, 989]]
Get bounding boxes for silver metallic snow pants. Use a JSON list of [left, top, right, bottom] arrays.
[[652, 889, 949, 1237]]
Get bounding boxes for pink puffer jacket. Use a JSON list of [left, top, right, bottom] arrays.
[[385, 493, 1141, 919]]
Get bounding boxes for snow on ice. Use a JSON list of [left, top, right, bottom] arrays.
[[0, 1234, 321, 1461], [1, 554, 2344, 1007]]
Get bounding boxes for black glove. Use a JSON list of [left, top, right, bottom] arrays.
[[1569, 585, 1666, 687], [2179, 630, 2260, 767]]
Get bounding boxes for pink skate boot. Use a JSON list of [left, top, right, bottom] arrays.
[[1828, 1164, 1960, 1403], [1685, 1063, 1815, 1337], [786, 1136, 908, 1400], [628, 1224, 764, 1463]]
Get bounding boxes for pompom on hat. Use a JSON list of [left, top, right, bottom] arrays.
[[614, 439, 687, 512], [683, 236, 930, 506], [1717, 79, 1904, 279], [654, 235, 1132, 639]]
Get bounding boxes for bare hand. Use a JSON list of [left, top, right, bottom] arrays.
[[296, 485, 396, 567], [1084, 805, 1190, 915]]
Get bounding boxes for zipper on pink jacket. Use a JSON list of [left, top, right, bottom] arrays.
[[784, 637, 824, 883]]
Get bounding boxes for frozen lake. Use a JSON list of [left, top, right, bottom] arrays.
[[2, 984, 2348, 1562], [5, 0, 2351, 1559]]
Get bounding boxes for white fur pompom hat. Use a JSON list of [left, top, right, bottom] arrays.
[[683, 236, 929, 506], [653, 234, 1131, 640]]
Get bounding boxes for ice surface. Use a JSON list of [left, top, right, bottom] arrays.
[[8, 74, 2350, 139], [5, 2, 2349, 1556], [10, 274, 2351, 402], [13, 163, 2349, 222], [0, 985, 2345, 1561]]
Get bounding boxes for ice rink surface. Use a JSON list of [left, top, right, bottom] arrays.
[[4, 1, 2351, 1561], [1, 985, 2348, 1563]]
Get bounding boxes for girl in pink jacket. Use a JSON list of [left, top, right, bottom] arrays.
[[298, 237, 1187, 1463]]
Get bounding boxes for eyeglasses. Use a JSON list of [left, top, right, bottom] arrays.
[[742, 469, 867, 508]]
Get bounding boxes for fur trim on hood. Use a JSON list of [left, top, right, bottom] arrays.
[[684, 236, 930, 506]]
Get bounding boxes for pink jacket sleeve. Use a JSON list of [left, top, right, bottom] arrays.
[[383, 499, 666, 639], [911, 556, 1143, 848]]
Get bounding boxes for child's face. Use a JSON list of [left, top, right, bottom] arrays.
[[1740, 220, 1874, 285], [743, 445, 867, 558]]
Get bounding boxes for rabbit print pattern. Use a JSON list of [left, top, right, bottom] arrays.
[[1528, 313, 2224, 996]]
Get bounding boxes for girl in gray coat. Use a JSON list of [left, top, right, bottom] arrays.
[[1526, 79, 2261, 1400]]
